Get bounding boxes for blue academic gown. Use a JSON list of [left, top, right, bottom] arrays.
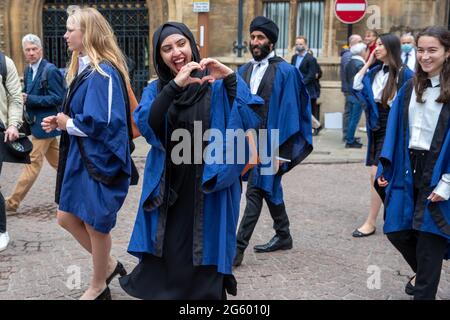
[[127, 75, 263, 275], [58, 64, 132, 234], [238, 60, 313, 205], [376, 80, 450, 258], [354, 65, 414, 166]]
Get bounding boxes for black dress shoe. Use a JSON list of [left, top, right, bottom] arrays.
[[106, 261, 127, 285], [405, 275, 416, 296], [95, 286, 112, 300], [253, 235, 293, 253], [352, 228, 376, 237], [345, 141, 363, 148], [233, 250, 244, 267]]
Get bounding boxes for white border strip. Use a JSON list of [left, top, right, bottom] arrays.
[[336, 3, 366, 11]]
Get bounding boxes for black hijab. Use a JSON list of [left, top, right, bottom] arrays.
[[153, 22, 209, 108]]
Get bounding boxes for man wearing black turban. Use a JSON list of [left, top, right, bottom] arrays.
[[234, 17, 313, 266]]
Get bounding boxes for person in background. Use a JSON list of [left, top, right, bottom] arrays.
[[5, 34, 65, 213], [365, 29, 379, 61], [341, 34, 363, 142], [344, 40, 366, 148], [401, 32, 417, 72], [234, 17, 312, 267], [292, 36, 321, 135], [0, 52, 23, 252], [352, 33, 414, 238]]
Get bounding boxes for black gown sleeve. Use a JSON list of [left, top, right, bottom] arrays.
[[223, 72, 237, 107], [148, 80, 183, 141]]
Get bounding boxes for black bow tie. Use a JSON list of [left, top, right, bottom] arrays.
[[426, 79, 440, 88], [382, 65, 389, 74]]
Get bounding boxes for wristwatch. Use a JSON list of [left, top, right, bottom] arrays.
[[9, 122, 22, 129]]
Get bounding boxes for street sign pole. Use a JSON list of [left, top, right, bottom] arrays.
[[334, 0, 367, 44], [347, 24, 353, 45]]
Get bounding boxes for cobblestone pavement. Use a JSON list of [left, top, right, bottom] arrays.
[[0, 135, 448, 300]]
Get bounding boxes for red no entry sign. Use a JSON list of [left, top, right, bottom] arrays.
[[335, 0, 367, 24]]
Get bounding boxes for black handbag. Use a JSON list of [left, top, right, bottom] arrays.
[[20, 109, 33, 136]]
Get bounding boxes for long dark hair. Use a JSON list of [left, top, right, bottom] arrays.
[[414, 26, 450, 104], [378, 33, 403, 108]]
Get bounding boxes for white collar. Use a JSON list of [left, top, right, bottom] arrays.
[[30, 58, 42, 70], [78, 55, 91, 73], [429, 74, 440, 88], [79, 54, 91, 65], [250, 51, 275, 66]]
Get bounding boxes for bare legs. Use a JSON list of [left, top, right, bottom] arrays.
[[57, 210, 117, 299], [356, 166, 381, 234]]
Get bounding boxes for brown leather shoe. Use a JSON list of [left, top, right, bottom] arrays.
[[5, 200, 18, 216]]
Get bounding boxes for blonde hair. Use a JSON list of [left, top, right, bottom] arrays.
[[65, 7, 129, 85]]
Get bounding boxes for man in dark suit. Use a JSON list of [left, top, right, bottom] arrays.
[[5, 34, 65, 213], [291, 36, 321, 135]]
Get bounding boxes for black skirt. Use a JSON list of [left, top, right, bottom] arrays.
[[120, 162, 233, 300], [367, 103, 390, 166]]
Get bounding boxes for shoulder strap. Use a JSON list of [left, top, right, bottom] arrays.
[[0, 52, 7, 92], [40, 62, 53, 90], [115, 69, 140, 186]]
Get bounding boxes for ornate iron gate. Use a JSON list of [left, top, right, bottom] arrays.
[[43, 0, 149, 99]]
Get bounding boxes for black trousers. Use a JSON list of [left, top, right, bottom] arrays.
[[387, 149, 448, 300], [236, 182, 290, 252], [0, 161, 6, 233], [387, 230, 447, 300]]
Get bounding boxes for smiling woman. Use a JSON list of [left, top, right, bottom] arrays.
[[351, 33, 414, 239], [375, 26, 450, 300], [119, 21, 264, 300]]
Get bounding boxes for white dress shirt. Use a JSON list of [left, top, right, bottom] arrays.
[[30, 58, 43, 81], [353, 64, 396, 106], [66, 55, 92, 137], [408, 75, 443, 151], [401, 49, 416, 72], [249, 51, 275, 95], [408, 75, 449, 200]]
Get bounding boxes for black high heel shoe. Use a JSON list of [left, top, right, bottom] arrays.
[[95, 286, 112, 300], [106, 261, 127, 285]]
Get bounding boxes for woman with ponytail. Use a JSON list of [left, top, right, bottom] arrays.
[[352, 34, 414, 238]]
